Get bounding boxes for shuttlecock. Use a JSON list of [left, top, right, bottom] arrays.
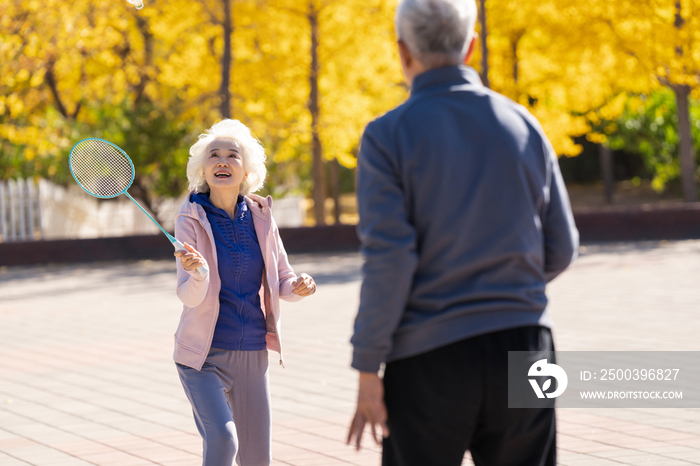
[[127, 0, 144, 9]]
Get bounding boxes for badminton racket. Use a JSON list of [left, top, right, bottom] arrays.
[[69, 138, 208, 276]]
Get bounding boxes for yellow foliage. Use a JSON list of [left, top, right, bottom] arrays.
[[24, 148, 36, 161], [531, 104, 588, 156], [602, 0, 700, 90], [3, 0, 700, 187], [587, 132, 608, 144], [477, 0, 698, 156], [597, 94, 628, 122]]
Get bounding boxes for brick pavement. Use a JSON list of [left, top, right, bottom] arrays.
[[1, 240, 699, 465]]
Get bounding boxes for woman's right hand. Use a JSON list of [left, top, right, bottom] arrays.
[[174, 242, 208, 273]]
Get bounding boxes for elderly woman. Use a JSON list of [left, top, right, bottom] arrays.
[[173, 119, 316, 466]]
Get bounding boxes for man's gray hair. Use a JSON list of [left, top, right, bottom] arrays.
[[395, 0, 477, 68]]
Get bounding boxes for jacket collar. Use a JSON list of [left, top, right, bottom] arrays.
[[190, 192, 247, 218], [410, 65, 482, 97]]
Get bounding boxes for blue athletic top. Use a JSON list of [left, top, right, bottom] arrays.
[[191, 192, 267, 351]]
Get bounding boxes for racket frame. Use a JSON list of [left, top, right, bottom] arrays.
[[68, 138, 199, 265], [69, 138, 135, 200]]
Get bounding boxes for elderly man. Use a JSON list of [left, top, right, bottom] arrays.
[[346, 0, 579, 465]]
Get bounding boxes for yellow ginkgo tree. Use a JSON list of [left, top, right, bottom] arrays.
[[598, 0, 700, 201]]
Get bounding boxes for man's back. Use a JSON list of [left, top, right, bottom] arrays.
[[352, 65, 578, 373], [347, 2, 575, 463]]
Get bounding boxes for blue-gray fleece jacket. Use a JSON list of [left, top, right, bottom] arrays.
[[351, 65, 579, 373]]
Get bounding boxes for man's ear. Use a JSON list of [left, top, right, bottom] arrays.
[[464, 35, 477, 64], [397, 40, 412, 69]]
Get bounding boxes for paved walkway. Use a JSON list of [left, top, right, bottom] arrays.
[[1, 240, 699, 465]]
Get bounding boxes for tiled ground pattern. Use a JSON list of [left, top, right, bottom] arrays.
[[0, 240, 699, 465]]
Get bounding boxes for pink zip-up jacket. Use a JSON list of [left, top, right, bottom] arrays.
[[173, 192, 302, 371]]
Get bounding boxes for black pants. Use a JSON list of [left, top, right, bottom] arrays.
[[382, 326, 556, 466]]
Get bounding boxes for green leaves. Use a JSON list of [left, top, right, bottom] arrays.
[[590, 89, 700, 193]]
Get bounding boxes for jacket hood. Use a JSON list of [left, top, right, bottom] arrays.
[[176, 191, 272, 223]]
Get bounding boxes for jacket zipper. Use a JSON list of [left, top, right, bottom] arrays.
[[234, 214, 245, 351]]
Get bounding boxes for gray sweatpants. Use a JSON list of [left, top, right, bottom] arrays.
[[177, 348, 271, 466]]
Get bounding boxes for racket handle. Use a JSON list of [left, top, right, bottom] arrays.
[[173, 240, 209, 277]]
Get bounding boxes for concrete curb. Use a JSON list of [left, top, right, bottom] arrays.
[[573, 203, 700, 242]]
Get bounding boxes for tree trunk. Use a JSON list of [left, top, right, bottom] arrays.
[[133, 15, 153, 106], [478, 0, 489, 88], [511, 32, 523, 100], [308, 2, 326, 225], [673, 84, 697, 202], [331, 157, 340, 224], [671, 2, 696, 202], [45, 61, 80, 119], [220, 0, 233, 119], [599, 144, 614, 204], [512, 37, 518, 85]]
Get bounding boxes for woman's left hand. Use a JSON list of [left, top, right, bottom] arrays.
[[292, 273, 316, 296]]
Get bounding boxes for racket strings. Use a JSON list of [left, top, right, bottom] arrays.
[[70, 140, 134, 198]]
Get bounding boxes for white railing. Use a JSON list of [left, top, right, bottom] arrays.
[[38, 180, 168, 240], [271, 196, 305, 228], [0, 178, 43, 242]]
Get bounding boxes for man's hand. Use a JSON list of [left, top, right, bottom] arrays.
[[346, 372, 389, 450]]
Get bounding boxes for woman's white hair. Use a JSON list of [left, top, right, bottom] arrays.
[[186, 119, 267, 195], [395, 0, 477, 68]]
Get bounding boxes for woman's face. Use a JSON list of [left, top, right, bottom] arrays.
[[204, 138, 246, 194]]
